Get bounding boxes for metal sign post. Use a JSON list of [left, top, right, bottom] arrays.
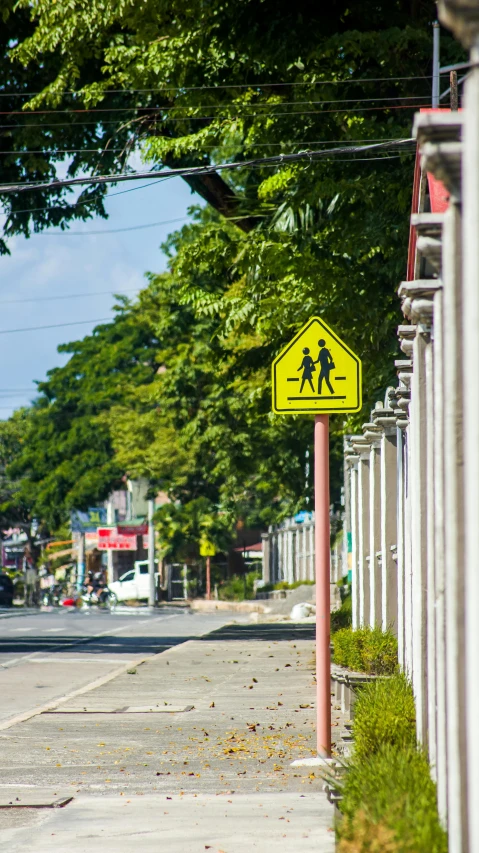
[[148, 498, 156, 607], [272, 316, 361, 760], [315, 414, 331, 757], [200, 537, 216, 601]]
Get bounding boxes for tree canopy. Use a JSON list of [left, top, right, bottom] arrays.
[[0, 2, 465, 553], [3, 0, 461, 246]]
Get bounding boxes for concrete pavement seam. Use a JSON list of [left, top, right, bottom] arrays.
[[0, 657, 151, 732]]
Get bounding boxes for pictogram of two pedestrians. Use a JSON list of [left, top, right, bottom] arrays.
[[298, 339, 335, 395]]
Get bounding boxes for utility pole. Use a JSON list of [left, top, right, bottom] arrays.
[[106, 497, 114, 584], [147, 497, 156, 607], [76, 531, 85, 591], [450, 70, 459, 110], [206, 555, 211, 600], [432, 21, 441, 107]]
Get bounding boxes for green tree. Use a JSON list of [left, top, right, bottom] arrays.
[[7, 0, 463, 246], [106, 263, 318, 525], [9, 1, 463, 421], [0, 408, 33, 526], [3, 1, 465, 543], [9, 295, 160, 527]]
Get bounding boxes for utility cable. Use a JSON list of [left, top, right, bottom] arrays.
[[0, 98, 428, 130], [35, 215, 188, 235], [0, 137, 415, 195], [0, 135, 413, 156], [0, 318, 113, 334], [0, 288, 140, 304], [0, 101, 431, 123], [0, 93, 434, 116], [0, 74, 434, 98], [0, 148, 125, 155]]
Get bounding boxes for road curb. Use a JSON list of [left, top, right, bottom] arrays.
[[0, 608, 40, 620]]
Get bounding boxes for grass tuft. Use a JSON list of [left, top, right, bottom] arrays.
[[353, 673, 416, 760], [332, 626, 398, 675], [337, 745, 448, 853]]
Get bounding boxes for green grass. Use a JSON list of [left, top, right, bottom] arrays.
[[337, 745, 448, 852], [332, 626, 398, 675], [352, 673, 416, 761], [331, 592, 352, 632]]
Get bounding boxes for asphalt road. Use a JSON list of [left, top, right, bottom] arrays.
[[0, 607, 245, 726]]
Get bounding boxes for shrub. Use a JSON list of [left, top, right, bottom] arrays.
[[332, 627, 398, 675], [353, 673, 416, 760], [337, 745, 448, 853], [260, 579, 315, 593], [218, 571, 260, 601], [331, 592, 352, 632]]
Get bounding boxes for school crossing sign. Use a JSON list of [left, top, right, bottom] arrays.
[[272, 317, 362, 414]]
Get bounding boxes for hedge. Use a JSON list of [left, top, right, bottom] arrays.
[[332, 626, 398, 675], [337, 745, 448, 853], [353, 672, 416, 760]]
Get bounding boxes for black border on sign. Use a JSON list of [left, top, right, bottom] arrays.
[[271, 317, 362, 414]]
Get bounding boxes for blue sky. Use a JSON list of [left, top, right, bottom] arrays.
[[0, 169, 196, 418]]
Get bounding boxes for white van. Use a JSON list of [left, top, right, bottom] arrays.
[[109, 560, 159, 603]]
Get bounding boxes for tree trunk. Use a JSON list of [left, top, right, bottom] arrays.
[[181, 171, 257, 233]]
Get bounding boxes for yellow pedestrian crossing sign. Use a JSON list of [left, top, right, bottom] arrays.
[[272, 317, 362, 414]]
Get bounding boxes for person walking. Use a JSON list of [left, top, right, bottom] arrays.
[[298, 347, 316, 392], [315, 338, 335, 394]]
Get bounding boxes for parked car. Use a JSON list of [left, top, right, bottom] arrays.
[[109, 561, 159, 603], [0, 573, 14, 607]]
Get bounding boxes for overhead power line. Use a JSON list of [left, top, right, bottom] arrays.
[[0, 99, 428, 131], [0, 93, 432, 116], [0, 102, 431, 124], [0, 148, 125, 156], [1, 173, 177, 217], [36, 215, 188, 235], [0, 119, 134, 130], [0, 74, 434, 98], [0, 138, 415, 195], [0, 288, 139, 304], [0, 318, 112, 335], [0, 135, 408, 157], [0, 100, 432, 135]]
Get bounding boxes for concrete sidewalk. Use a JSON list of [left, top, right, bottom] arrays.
[[0, 622, 335, 852]]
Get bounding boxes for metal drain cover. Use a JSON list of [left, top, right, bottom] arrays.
[[0, 796, 72, 810], [45, 704, 194, 714]]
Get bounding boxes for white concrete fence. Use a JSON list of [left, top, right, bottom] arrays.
[[341, 5, 479, 843], [261, 514, 343, 587]]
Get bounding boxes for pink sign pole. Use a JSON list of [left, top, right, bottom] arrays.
[[314, 414, 331, 757]]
